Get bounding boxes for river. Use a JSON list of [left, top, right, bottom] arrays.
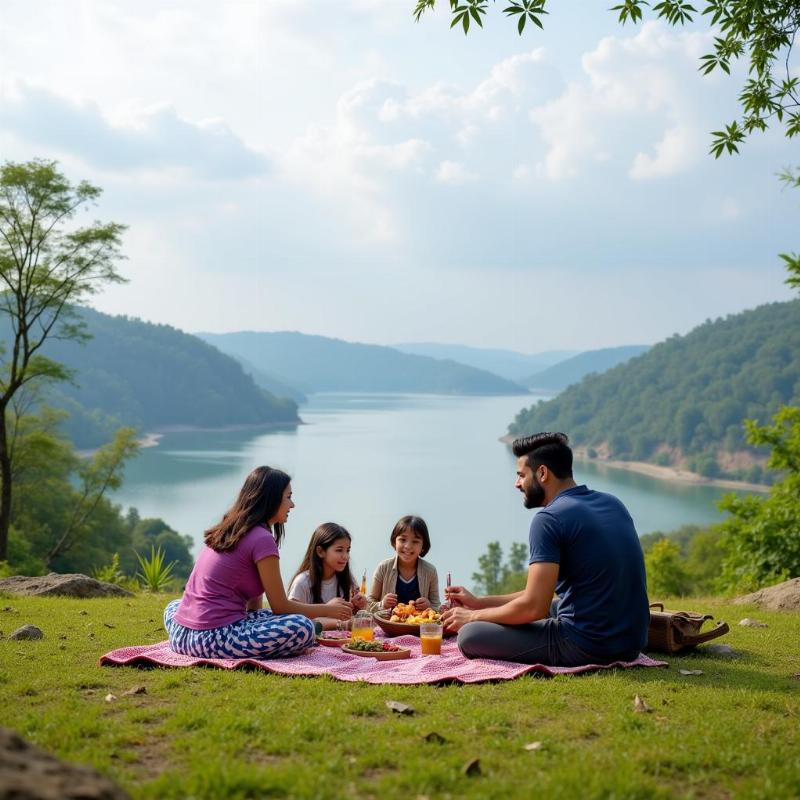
[[112, 393, 741, 587]]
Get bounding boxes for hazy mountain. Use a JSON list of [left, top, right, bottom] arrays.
[[393, 342, 577, 381], [509, 301, 800, 483], [523, 345, 651, 391], [229, 354, 307, 404], [198, 331, 529, 395], [29, 308, 299, 448]]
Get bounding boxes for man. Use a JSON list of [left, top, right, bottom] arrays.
[[442, 432, 649, 665]]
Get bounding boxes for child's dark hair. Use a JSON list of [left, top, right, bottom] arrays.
[[390, 515, 431, 558], [291, 522, 354, 603]]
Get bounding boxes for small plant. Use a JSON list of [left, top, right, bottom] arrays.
[[136, 545, 177, 592], [92, 553, 126, 585]]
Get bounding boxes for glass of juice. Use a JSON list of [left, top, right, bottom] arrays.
[[420, 622, 443, 655], [351, 611, 374, 641]]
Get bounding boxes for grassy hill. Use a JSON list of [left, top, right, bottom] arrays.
[[523, 345, 650, 392], [34, 308, 299, 448], [2, 593, 798, 799], [198, 331, 529, 395], [509, 301, 800, 482]]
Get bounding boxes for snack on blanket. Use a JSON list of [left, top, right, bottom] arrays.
[[389, 601, 441, 625], [347, 639, 404, 653]]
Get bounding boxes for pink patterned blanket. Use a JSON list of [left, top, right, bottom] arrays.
[[100, 635, 667, 684]]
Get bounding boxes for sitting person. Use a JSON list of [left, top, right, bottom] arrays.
[[442, 433, 649, 666], [368, 515, 440, 612], [287, 522, 366, 630], [163, 466, 350, 659]]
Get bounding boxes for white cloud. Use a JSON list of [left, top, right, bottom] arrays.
[[435, 160, 475, 184], [629, 126, 696, 180], [0, 82, 269, 179], [530, 22, 713, 181]]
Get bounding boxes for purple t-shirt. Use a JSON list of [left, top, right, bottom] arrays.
[[174, 525, 279, 630]]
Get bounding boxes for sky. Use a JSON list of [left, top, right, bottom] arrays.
[[0, 0, 796, 352]]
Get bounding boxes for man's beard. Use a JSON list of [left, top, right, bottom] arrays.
[[522, 477, 545, 509]]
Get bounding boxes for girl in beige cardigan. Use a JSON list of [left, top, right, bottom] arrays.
[[368, 516, 441, 613]]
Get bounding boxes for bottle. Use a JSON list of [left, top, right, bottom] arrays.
[[360, 570, 367, 596]]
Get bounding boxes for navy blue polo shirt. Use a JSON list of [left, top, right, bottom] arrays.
[[528, 485, 649, 656]]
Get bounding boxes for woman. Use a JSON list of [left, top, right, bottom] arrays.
[[164, 466, 351, 659]]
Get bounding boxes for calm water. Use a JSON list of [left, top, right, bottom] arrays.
[[113, 393, 745, 587]]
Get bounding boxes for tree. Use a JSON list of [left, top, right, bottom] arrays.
[[717, 406, 800, 591], [0, 159, 125, 560], [413, 0, 800, 152], [645, 538, 692, 596]]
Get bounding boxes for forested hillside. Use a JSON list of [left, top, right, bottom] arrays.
[[393, 342, 576, 381], [523, 345, 650, 391], [199, 331, 529, 395], [508, 301, 800, 482], [28, 308, 299, 448]]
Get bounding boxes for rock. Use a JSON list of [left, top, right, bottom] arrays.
[[705, 644, 736, 657], [739, 618, 768, 628], [0, 726, 130, 799], [0, 573, 133, 599], [462, 758, 481, 777], [633, 695, 651, 713], [9, 625, 43, 641], [733, 578, 800, 611]]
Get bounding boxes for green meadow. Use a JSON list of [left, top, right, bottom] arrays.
[[1, 594, 798, 800]]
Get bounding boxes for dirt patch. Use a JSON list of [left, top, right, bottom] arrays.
[[733, 578, 800, 611]]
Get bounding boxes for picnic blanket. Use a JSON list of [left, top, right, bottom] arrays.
[[101, 635, 667, 684]]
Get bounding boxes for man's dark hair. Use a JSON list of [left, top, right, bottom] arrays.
[[512, 432, 573, 479]]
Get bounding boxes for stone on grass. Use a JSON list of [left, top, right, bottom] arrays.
[[0, 726, 130, 799], [739, 618, 768, 628], [704, 644, 736, 657], [0, 573, 133, 599], [9, 625, 43, 641], [733, 578, 800, 611]]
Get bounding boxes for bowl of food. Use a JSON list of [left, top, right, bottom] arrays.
[[342, 640, 411, 660], [373, 602, 445, 637]]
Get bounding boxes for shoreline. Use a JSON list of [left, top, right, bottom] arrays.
[[499, 435, 770, 493], [77, 420, 303, 457]]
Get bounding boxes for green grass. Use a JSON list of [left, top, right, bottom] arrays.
[[1, 594, 798, 799]]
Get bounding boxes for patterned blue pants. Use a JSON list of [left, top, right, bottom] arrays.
[[163, 599, 315, 659]]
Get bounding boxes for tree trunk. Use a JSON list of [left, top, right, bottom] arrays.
[[0, 409, 11, 562]]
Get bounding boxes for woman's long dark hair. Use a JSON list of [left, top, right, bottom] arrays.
[[204, 466, 291, 552], [290, 522, 354, 603]]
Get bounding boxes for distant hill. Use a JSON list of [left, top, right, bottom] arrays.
[[229, 355, 307, 405], [393, 342, 577, 381], [198, 331, 529, 395], [29, 308, 299, 448], [508, 301, 800, 483], [523, 345, 650, 391]]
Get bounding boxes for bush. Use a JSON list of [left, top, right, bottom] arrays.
[[645, 539, 692, 597]]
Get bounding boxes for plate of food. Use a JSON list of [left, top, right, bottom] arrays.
[[342, 640, 411, 660], [317, 631, 353, 648], [373, 602, 452, 637]]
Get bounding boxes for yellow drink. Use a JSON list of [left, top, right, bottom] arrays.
[[351, 626, 374, 641], [420, 634, 442, 655]]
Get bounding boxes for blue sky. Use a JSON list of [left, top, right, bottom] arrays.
[[0, 0, 796, 351]]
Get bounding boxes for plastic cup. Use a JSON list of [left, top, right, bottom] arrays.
[[420, 622, 443, 655], [351, 610, 374, 641]]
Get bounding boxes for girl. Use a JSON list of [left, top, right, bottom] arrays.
[[368, 515, 440, 612], [288, 522, 367, 630], [163, 466, 351, 659]]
